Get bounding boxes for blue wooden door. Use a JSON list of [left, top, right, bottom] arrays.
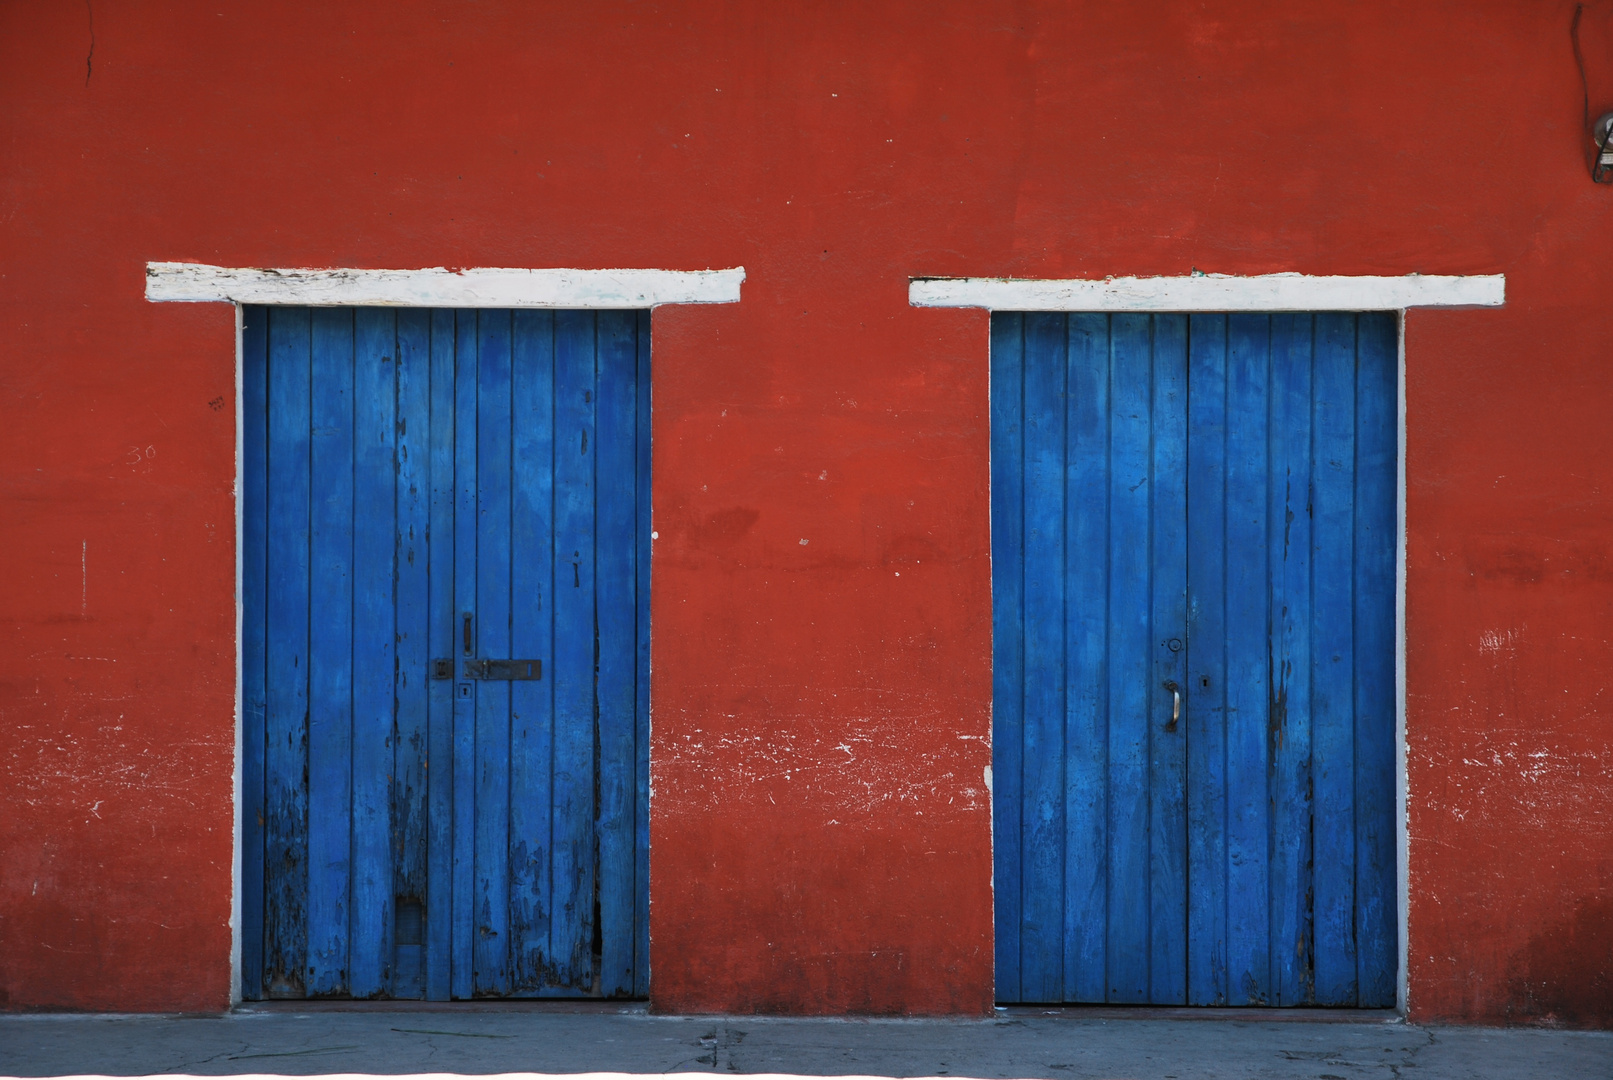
[[992, 312, 1396, 1006], [241, 307, 649, 999]]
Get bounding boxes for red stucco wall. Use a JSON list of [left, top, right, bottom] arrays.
[[2, 1, 1610, 1023]]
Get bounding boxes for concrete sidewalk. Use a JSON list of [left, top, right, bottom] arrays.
[[0, 1006, 1607, 1079]]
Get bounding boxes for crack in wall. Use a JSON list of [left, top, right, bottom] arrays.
[[83, 0, 95, 86]]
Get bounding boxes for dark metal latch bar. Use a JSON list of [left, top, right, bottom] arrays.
[[462, 658, 543, 681]]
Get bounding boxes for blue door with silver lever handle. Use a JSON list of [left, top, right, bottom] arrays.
[[992, 311, 1397, 1006]]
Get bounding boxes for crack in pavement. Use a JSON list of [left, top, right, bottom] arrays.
[[227, 1045, 361, 1060], [161, 1043, 252, 1073], [663, 1054, 706, 1073], [1387, 1025, 1437, 1080]]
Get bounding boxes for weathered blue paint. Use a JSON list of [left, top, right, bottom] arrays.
[[1020, 311, 1065, 1005], [351, 308, 397, 998], [550, 310, 599, 992], [1223, 313, 1274, 1004], [262, 306, 311, 998], [1062, 312, 1109, 1005], [992, 311, 1397, 1007], [472, 311, 514, 995], [243, 307, 650, 999], [632, 310, 653, 999], [1310, 313, 1358, 1005], [509, 310, 557, 993], [393, 308, 433, 1000], [450, 310, 479, 1001], [1268, 313, 1315, 1006], [306, 308, 355, 997], [1147, 314, 1189, 1005], [1353, 314, 1398, 1008], [1184, 313, 1229, 1006], [1104, 313, 1155, 1004], [596, 311, 640, 998], [423, 310, 457, 1003]]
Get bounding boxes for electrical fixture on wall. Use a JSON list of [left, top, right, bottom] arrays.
[[1595, 113, 1613, 183], [1573, 3, 1613, 183]]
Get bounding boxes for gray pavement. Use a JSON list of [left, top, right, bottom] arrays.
[[0, 1006, 1608, 1079]]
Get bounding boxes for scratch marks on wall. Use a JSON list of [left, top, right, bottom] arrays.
[[6, 709, 222, 824], [1420, 729, 1611, 828], [652, 684, 990, 824], [1478, 626, 1522, 658]]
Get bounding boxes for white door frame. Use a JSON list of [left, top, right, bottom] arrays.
[[911, 271, 1505, 1014], [147, 261, 744, 1004]]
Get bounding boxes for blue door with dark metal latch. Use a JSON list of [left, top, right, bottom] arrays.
[[992, 312, 1397, 1006], [241, 307, 649, 999]]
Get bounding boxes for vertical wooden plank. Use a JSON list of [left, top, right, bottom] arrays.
[[1106, 313, 1153, 1003], [264, 306, 311, 998], [1020, 312, 1067, 1002], [1148, 315, 1189, 1005], [1185, 314, 1229, 1005], [1354, 311, 1399, 1006], [392, 308, 431, 1000], [1223, 313, 1272, 1005], [1268, 313, 1315, 1005], [1311, 313, 1358, 1005], [509, 311, 557, 994], [473, 311, 515, 995], [241, 306, 269, 1000], [307, 308, 354, 996], [424, 310, 457, 1001], [633, 309, 652, 998], [989, 313, 1025, 1003], [451, 310, 479, 999], [1063, 313, 1109, 1004], [350, 310, 397, 998], [551, 309, 598, 989], [596, 310, 640, 997]]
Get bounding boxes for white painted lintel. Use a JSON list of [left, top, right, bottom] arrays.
[[909, 273, 1504, 311], [147, 262, 745, 308]]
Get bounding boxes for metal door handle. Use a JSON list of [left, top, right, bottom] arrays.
[[462, 613, 474, 656], [1163, 680, 1180, 732]]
